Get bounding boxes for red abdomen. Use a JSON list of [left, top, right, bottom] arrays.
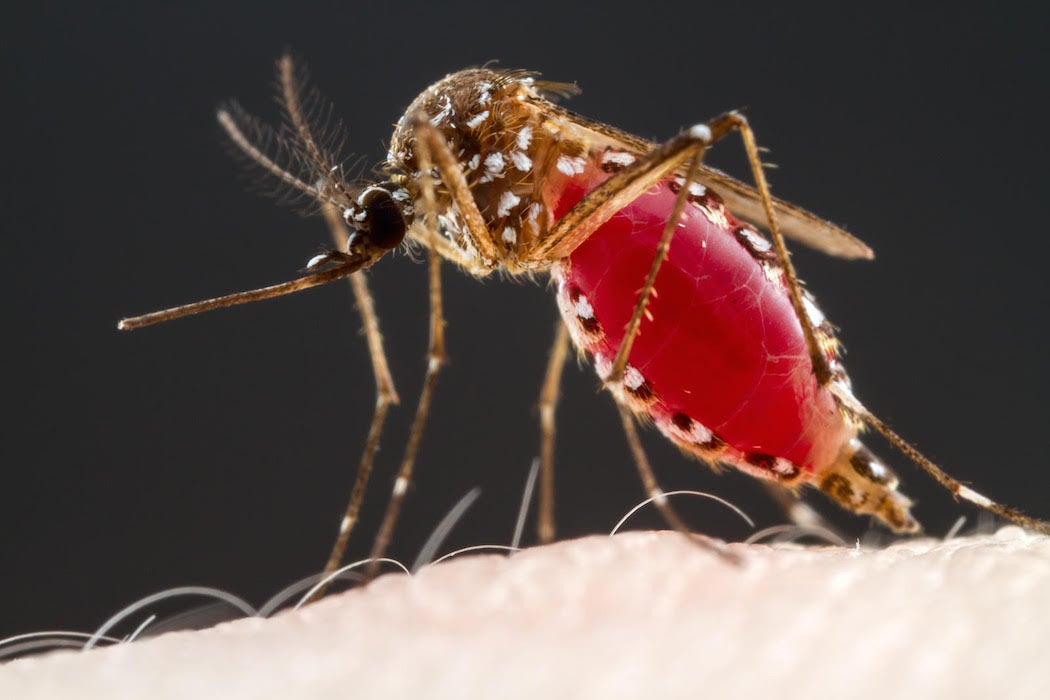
[[548, 163, 854, 482]]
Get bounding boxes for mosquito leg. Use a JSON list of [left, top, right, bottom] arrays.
[[608, 153, 703, 385], [363, 123, 449, 579], [615, 401, 739, 563], [359, 113, 515, 576], [273, 56, 406, 593], [723, 113, 1050, 535], [536, 118, 737, 261], [758, 482, 841, 534], [720, 112, 832, 385], [536, 322, 570, 543], [827, 385, 1050, 536], [412, 119, 501, 269], [364, 245, 446, 578], [529, 114, 747, 546], [306, 205, 401, 596], [529, 113, 745, 385]]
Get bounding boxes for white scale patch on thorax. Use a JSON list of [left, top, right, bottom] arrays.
[[480, 152, 506, 183], [516, 125, 532, 150], [510, 150, 532, 171], [465, 110, 490, 129], [429, 95, 453, 126], [497, 191, 521, 217], [393, 71, 557, 269]]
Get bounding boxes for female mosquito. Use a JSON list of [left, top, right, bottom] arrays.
[[120, 56, 1050, 581]]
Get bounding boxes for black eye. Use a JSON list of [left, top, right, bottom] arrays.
[[362, 189, 407, 250]]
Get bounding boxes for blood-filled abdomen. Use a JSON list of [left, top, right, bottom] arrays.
[[548, 165, 854, 482]]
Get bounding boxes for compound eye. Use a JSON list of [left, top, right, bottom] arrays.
[[361, 189, 407, 250]]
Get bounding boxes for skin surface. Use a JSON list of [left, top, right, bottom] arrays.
[[2, 529, 1048, 699]]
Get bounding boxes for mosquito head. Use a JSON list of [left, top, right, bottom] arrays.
[[342, 181, 412, 253]]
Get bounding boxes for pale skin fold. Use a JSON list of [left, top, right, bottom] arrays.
[[1, 530, 1048, 699]]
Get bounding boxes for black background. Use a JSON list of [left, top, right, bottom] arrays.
[[4, 1, 1048, 640]]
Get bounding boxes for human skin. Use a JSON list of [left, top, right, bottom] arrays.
[[1, 530, 1048, 699]]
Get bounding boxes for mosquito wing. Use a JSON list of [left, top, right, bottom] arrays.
[[691, 164, 874, 260], [542, 103, 874, 260]]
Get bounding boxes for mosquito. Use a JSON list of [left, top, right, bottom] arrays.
[[120, 56, 1050, 586]]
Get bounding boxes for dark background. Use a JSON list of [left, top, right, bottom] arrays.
[[4, 2, 1048, 640]]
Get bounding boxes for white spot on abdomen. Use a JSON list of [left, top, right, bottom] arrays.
[[802, 295, 826, 327], [574, 295, 594, 319], [738, 227, 772, 252], [556, 155, 587, 176], [689, 421, 713, 445], [623, 365, 645, 391], [602, 151, 636, 168], [762, 263, 786, 288]]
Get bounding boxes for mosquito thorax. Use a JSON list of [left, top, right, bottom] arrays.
[[385, 68, 580, 272], [342, 181, 412, 252]]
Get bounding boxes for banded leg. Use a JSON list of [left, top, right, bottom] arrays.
[[274, 57, 408, 589], [529, 113, 747, 386], [535, 117, 740, 261], [531, 114, 747, 550], [529, 112, 840, 542], [363, 122, 449, 579], [610, 112, 827, 387], [829, 385, 1050, 536], [718, 114, 1050, 533], [411, 119, 500, 272], [533, 111, 826, 387], [537, 322, 570, 544], [721, 113, 1050, 535], [313, 204, 400, 590]]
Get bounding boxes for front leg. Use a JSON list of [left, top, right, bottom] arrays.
[[536, 322, 570, 544], [362, 121, 451, 580], [411, 119, 501, 270]]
